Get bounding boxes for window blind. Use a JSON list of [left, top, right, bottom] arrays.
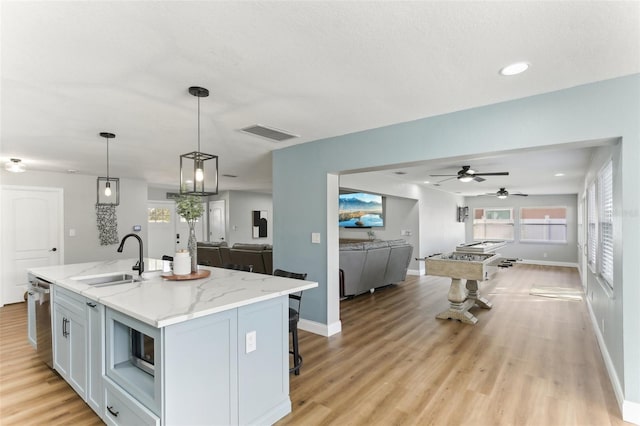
[[599, 161, 613, 286], [587, 183, 597, 269]]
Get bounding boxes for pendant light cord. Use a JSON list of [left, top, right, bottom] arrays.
[[197, 95, 201, 153], [106, 138, 110, 179]]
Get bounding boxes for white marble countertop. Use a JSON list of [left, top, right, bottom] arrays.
[[28, 259, 317, 328]]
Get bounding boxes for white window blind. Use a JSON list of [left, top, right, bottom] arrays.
[[598, 161, 613, 286], [587, 183, 597, 270]]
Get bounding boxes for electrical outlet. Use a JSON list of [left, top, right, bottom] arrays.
[[543, 252, 547, 258], [311, 233, 321, 244], [246, 330, 257, 353]]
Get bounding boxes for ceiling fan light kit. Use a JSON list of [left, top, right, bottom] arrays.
[[180, 86, 219, 196], [97, 132, 120, 206]]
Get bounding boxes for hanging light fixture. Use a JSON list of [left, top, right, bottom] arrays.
[[5, 158, 26, 173], [97, 132, 120, 205], [180, 86, 218, 196]]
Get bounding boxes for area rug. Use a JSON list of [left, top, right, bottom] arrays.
[[529, 286, 583, 301]]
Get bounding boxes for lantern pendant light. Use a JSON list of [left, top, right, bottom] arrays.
[[97, 132, 120, 205], [180, 86, 219, 196]]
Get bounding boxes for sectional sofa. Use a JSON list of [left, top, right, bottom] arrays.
[[339, 239, 413, 297], [197, 242, 273, 274]]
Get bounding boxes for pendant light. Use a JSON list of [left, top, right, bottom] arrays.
[[180, 86, 218, 196], [97, 132, 120, 205]]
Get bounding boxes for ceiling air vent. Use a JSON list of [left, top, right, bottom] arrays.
[[240, 125, 299, 142]]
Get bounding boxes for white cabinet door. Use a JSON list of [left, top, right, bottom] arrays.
[[53, 298, 87, 399], [68, 311, 87, 398], [86, 300, 104, 415], [53, 303, 71, 378]]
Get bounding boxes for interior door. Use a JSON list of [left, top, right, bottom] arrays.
[[147, 201, 177, 260], [175, 201, 207, 251], [1, 186, 63, 306], [209, 200, 226, 242]]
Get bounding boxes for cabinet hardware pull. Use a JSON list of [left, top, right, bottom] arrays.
[[107, 406, 119, 417], [86, 302, 97, 308], [28, 292, 34, 296], [62, 318, 68, 338]]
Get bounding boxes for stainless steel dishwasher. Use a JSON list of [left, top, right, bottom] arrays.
[[30, 277, 53, 368]]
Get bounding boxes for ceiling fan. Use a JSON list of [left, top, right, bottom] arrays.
[[487, 188, 528, 199], [430, 165, 509, 183]]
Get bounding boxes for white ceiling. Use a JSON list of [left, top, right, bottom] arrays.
[[1, 1, 639, 195]]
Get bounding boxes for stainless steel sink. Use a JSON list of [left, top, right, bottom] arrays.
[[73, 273, 140, 287]]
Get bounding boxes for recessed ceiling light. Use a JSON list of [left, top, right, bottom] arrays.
[[499, 62, 529, 76], [67, 169, 78, 174], [554, 172, 565, 177], [423, 180, 430, 184]]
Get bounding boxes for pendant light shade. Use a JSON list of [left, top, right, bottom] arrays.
[[180, 86, 219, 196], [97, 132, 120, 206]]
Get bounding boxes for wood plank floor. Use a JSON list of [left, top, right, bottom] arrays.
[[0, 264, 626, 425]]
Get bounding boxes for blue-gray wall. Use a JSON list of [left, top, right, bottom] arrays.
[[272, 74, 640, 413]]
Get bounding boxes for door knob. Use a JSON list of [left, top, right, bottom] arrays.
[[49, 248, 57, 252]]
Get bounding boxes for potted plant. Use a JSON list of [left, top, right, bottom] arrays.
[[176, 194, 204, 273]]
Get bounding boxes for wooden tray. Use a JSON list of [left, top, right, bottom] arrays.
[[162, 269, 211, 281]]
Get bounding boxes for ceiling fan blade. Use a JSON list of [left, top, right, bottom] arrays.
[[512, 193, 529, 196], [429, 174, 457, 177], [471, 171, 510, 176], [436, 176, 457, 184], [473, 176, 486, 182]]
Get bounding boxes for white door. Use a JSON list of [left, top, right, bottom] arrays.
[[176, 201, 207, 251], [147, 200, 207, 258], [1, 186, 63, 306], [209, 200, 226, 242], [147, 201, 177, 260]]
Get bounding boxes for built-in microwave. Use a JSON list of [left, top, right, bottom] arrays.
[[130, 329, 155, 376]]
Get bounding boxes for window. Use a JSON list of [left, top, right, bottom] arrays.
[[520, 207, 567, 243], [473, 208, 514, 241], [598, 161, 613, 286], [587, 183, 597, 269], [148, 207, 171, 223], [586, 160, 614, 288]]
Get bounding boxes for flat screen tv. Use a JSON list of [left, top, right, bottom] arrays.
[[339, 192, 384, 228]]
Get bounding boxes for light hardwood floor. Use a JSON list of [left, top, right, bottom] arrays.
[[0, 264, 626, 425]]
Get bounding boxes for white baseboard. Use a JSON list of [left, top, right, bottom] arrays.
[[407, 268, 422, 276], [519, 259, 579, 268], [622, 400, 640, 425], [298, 318, 342, 337], [585, 297, 636, 423]]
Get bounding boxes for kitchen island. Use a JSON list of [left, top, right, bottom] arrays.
[[28, 259, 317, 426]]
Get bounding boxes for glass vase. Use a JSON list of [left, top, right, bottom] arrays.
[[187, 225, 198, 273]]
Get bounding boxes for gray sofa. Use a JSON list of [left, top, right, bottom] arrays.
[[339, 239, 413, 297], [197, 242, 273, 274]]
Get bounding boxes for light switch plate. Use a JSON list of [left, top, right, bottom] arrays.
[[246, 330, 257, 353], [311, 232, 321, 244]]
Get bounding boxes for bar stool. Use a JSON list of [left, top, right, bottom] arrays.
[[273, 269, 307, 375]]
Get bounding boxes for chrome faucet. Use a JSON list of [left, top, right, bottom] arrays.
[[117, 233, 144, 276]]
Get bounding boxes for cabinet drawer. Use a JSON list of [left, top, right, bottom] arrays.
[[103, 379, 159, 426], [53, 286, 86, 317]]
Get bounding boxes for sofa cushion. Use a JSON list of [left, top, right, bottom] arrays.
[[232, 243, 270, 251]]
